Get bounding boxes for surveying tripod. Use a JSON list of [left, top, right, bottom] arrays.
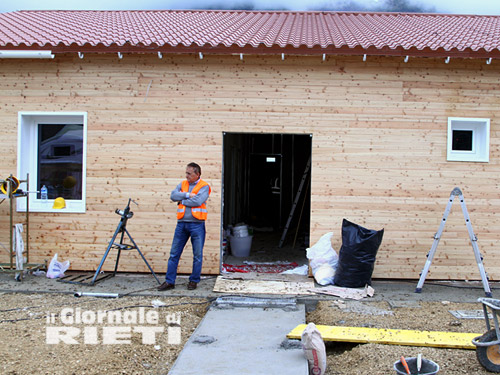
[[415, 187, 492, 297], [90, 198, 160, 285]]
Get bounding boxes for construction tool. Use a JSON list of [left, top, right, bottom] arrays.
[[59, 199, 160, 285], [415, 187, 492, 297], [0, 175, 19, 195], [400, 356, 411, 375], [91, 198, 160, 285]]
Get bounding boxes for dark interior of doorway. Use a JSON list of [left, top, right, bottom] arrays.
[[222, 133, 312, 267]]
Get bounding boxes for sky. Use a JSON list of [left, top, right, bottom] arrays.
[[1, 0, 500, 15]]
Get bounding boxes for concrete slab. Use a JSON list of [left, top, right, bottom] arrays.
[[0, 271, 498, 303], [168, 298, 308, 375]]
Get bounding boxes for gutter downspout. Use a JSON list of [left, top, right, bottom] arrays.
[[0, 50, 54, 59]]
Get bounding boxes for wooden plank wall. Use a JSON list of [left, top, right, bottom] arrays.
[[1, 53, 499, 280]]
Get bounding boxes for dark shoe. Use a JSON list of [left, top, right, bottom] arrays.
[[157, 282, 175, 291], [187, 281, 197, 290]]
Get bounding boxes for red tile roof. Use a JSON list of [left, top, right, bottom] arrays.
[[0, 10, 500, 58]]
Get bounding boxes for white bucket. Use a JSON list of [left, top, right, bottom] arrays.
[[229, 235, 253, 257]]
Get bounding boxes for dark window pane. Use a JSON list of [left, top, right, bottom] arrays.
[[37, 124, 83, 200], [452, 130, 473, 151]]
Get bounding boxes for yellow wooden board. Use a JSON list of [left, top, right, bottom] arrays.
[[287, 324, 481, 349]]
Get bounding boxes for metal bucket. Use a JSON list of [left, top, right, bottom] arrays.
[[394, 357, 439, 375]]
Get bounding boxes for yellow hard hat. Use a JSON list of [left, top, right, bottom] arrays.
[[52, 197, 66, 209], [1, 176, 20, 195]]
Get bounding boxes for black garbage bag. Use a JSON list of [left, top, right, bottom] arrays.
[[333, 219, 384, 288]]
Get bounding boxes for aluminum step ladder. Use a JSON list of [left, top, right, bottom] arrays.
[[415, 187, 492, 297], [278, 157, 311, 248]]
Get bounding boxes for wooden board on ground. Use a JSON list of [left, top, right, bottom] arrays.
[[213, 275, 315, 295], [287, 324, 481, 349], [309, 284, 375, 300]]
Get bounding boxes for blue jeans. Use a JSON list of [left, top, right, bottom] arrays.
[[165, 221, 205, 284]]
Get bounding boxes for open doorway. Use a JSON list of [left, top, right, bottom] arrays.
[[222, 133, 312, 268]]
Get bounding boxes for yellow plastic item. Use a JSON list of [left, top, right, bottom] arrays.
[[52, 197, 66, 209], [287, 324, 481, 349], [1, 176, 20, 194]]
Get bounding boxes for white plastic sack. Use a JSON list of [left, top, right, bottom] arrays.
[[301, 322, 327, 375], [46, 253, 70, 279], [306, 232, 338, 285], [313, 263, 335, 286], [14, 223, 25, 280], [281, 264, 309, 275]]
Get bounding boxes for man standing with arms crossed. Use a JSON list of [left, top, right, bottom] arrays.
[[158, 162, 211, 291]]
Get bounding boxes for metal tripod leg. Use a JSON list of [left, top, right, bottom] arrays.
[[91, 220, 124, 285], [416, 187, 492, 297], [90, 221, 161, 286], [122, 227, 161, 285], [113, 230, 126, 276]]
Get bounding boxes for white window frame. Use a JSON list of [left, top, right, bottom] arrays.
[[17, 111, 87, 213], [447, 117, 490, 162]]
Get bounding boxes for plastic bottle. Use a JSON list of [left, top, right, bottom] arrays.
[[41, 185, 48, 202]]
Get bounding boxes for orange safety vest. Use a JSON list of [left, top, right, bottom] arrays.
[[177, 179, 211, 220]]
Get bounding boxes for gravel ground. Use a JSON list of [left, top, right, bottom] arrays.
[[0, 293, 495, 374], [0, 293, 209, 375], [309, 300, 492, 375]]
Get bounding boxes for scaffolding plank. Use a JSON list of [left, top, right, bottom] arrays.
[[287, 324, 481, 349]]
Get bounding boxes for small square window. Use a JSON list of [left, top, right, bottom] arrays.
[[447, 118, 489, 162]]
